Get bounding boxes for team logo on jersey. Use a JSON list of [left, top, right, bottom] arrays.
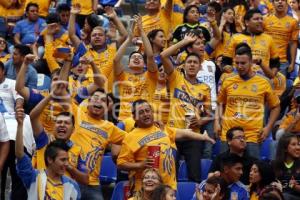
[[181, 85, 187, 91], [233, 83, 238, 90], [260, 40, 266, 46], [251, 84, 258, 92], [2, 84, 8, 89]]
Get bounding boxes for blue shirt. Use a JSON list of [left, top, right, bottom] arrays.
[[13, 18, 46, 45], [4, 60, 37, 89], [192, 180, 249, 200]]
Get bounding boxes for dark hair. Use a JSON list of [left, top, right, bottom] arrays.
[[249, 161, 276, 195], [259, 185, 285, 200], [183, 5, 200, 23], [51, 68, 61, 79], [185, 52, 201, 63], [44, 139, 70, 166], [131, 99, 152, 118], [56, 112, 75, 127], [220, 153, 243, 172], [26, 2, 39, 12], [226, 126, 244, 140], [0, 61, 4, 71], [235, 42, 252, 59], [273, 133, 299, 177], [129, 51, 145, 61], [14, 44, 32, 56], [206, 176, 229, 200], [46, 13, 61, 24], [244, 9, 262, 22], [223, 0, 249, 11], [56, 3, 70, 13], [208, 1, 222, 13], [150, 184, 173, 200], [90, 88, 109, 105], [86, 14, 102, 30], [147, 29, 164, 47], [219, 7, 237, 35]]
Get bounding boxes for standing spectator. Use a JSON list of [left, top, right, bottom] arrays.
[[71, 88, 127, 200], [25, 0, 54, 18], [209, 127, 257, 185], [249, 160, 276, 200], [273, 133, 300, 200], [15, 107, 81, 200], [161, 33, 212, 182], [223, 9, 278, 79], [192, 153, 249, 200], [289, 0, 300, 20], [4, 44, 37, 89], [117, 99, 215, 192], [13, 2, 46, 47], [0, 113, 9, 173], [263, 0, 299, 76], [215, 43, 280, 159]]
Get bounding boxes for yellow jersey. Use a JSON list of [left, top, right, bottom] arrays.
[[213, 32, 232, 59], [224, 32, 278, 68], [234, 5, 246, 32], [272, 72, 286, 97], [32, 131, 87, 178], [167, 70, 211, 130], [218, 74, 280, 143], [0, 53, 10, 64], [71, 0, 93, 15], [279, 109, 300, 133], [119, 117, 136, 133], [71, 106, 126, 185], [263, 15, 299, 62], [117, 125, 177, 191], [116, 71, 158, 121], [81, 43, 116, 93], [45, 177, 63, 200]]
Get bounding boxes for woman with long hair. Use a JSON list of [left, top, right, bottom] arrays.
[[195, 176, 229, 200], [273, 133, 300, 199], [289, 0, 300, 20], [150, 184, 176, 200], [0, 36, 10, 63], [129, 168, 163, 200], [147, 29, 167, 66], [249, 160, 276, 200]]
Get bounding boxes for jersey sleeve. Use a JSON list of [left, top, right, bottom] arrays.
[[44, 41, 60, 73], [117, 140, 135, 165], [291, 19, 299, 41], [264, 80, 280, 108], [109, 125, 126, 144], [16, 154, 38, 189], [165, 126, 177, 144], [34, 130, 49, 150]]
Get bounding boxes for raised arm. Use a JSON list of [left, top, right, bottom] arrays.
[[113, 30, 132, 77], [29, 94, 51, 138], [15, 54, 36, 100], [160, 32, 197, 75], [104, 6, 128, 46], [175, 129, 215, 144], [44, 24, 60, 73], [15, 107, 25, 159], [69, 4, 82, 50], [135, 15, 157, 73], [206, 9, 221, 49]]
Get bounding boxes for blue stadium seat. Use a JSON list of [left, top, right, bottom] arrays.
[[177, 159, 212, 182], [111, 181, 129, 200], [200, 159, 212, 181], [37, 73, 51, 91], [260, 138, 273, 161], [176, 182, 197, 200], [212, 139, 221, 158], [100, 155, 117, 183]]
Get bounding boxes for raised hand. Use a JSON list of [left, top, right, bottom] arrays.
[[104, 6, 117, 19], [71, 3, 81, 15], [24, 54, 37, 65], [15, 107, 25, 125], [206, 8, 216, 23], [133, 15, 143, 34], [183, 32, 197, 43]]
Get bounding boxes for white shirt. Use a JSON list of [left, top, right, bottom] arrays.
[[0, 78, 23, 113], [0, 113, 9, 142], [197, 60, 217, 110]]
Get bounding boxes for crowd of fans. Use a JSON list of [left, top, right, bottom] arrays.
[[0, 0, 300, 200]]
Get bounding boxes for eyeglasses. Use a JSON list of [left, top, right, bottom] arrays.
[[232, 136, 246, 141]]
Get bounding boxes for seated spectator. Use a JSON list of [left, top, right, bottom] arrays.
[[195, 176, 229, 200], [209, 127, 257, 185], [15, 107, 81, 199], [249, 160, 277, 200], [150, 184, 176, 200], [273, 133, 300, 200], [128, 168, 163, 200], [13, 2, 46, 47], [259, 185, 285, 200], [0, 113, 9, 172], [0, 36, 10, 64], [4, 44, 37, 88], [25, 0, 54, 18], [192, 153, 249, 200]]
